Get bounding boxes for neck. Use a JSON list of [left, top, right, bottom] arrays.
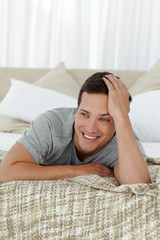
[[75, 149, 88, 162]]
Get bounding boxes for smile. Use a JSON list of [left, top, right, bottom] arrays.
[[84, 134, 97, 140], [82, 131, 99, 141]]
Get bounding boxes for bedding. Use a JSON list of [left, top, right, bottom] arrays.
[[129, 90, 160, 142], [0, 79, 77, 122], [0, 115, 29, 133], [0, 150, 159, 239], [0, 132, 22, 151], [0, 61, 160, 239], [34, 62, 80, 98], [0, 62, 80, 102], [129, 59, 160, 96], [142, 142, 160, 158]]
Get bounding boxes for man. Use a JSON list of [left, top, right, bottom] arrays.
[[0, 72, 151, 185]]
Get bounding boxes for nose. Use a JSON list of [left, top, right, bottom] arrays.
[[85, 118, 98, 133]]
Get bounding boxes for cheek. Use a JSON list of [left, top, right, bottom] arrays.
[[75, 116, 84, 130], [100, 122, 115, 136]]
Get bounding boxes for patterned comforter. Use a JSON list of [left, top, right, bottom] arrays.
[[0, 150, 159, 240]]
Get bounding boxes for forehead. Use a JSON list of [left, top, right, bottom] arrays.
[[80, 92, 108, 102], [79, 92, 109, 112]]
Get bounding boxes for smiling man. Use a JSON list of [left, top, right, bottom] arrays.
[[0, 72, 151, 184], [74, 93, 116, 161]]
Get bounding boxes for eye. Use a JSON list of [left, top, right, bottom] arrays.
[[100, 118, 110, 122], [81, 112, 88, 117]]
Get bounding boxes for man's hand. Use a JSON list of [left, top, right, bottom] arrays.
[[103, 74, 130, 119], [76, 162, 114, 178]]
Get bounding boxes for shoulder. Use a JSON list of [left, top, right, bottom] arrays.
[[43, 107, 76, 122], [36, 107, 77, 137]]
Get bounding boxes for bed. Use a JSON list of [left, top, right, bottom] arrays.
[[0, 62, 159, 239]]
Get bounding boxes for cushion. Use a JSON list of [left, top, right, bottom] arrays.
[[0, 115, 30, 133], [129, 59, 160, 96], [0, 79, 77, 123], [129, 90, 160, 142], [34, 62, 80, 98]]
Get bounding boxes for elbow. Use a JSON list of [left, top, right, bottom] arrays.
[[130, 172, 152, 185], [0, 164, 14, 183], [114, 164, 151, 185], [118, 175, 151, 185], [0, 164, 5, 183], [137, 175, 151, 184]]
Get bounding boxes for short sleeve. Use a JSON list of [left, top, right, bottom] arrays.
[[18, 113, 54, 164]]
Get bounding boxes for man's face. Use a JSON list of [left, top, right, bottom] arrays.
[[74, 92, 116, 160]]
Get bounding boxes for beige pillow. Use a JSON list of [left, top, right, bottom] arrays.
[[0, 115, 30, 134], [34, 62, 80, 98], [0, 62, 78, 133], [129, 59, 160, 96]]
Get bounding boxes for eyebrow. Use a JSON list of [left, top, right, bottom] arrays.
[[80, 109, 110, 117]]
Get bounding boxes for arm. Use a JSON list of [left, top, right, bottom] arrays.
[[0, 142, 114, 183], [103, 75, 151, 185]]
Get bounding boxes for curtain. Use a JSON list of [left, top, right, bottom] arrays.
[[0, 0, 160, 70]]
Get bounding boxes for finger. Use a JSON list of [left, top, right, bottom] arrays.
[[101, 167, 114, 175], [111, 75, 128, 91], [106, 74, 128, 92], [98, 167, 114, 177], [103, 171, 114, 177], [106, 74, 122, 89], [98, 170, 114, 177], [102, 76, 115, 90], [117, 79, 127, 90]]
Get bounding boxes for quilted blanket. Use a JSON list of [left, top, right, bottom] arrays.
[[0, 150, 159, 240]]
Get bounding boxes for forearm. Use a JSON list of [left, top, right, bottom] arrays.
[[0, 162, 79, 182], [0, 161, 114, 183], [114, 114, 151, 184]]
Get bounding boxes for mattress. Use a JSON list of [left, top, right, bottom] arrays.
[[0, 132, 22, 151]]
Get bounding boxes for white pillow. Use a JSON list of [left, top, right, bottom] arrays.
[[129, 90, 160, 142], [0, 79, 77, 123]]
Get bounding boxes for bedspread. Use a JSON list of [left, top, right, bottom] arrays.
[[0, 150, 159, 240]]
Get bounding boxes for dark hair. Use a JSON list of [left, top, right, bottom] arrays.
[[77, 71, 132, 105]]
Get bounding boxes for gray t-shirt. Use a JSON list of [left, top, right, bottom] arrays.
[[18, 107, 146, 170]]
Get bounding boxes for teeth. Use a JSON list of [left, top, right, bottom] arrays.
[[84, 134, 97, 140]]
